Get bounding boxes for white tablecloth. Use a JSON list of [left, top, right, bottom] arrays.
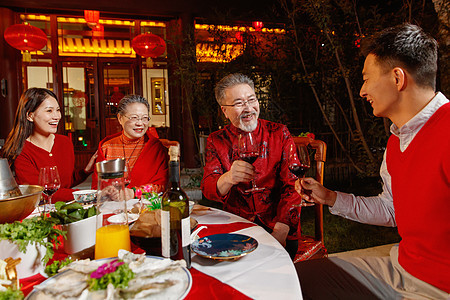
[[191, 208, 303, 299]]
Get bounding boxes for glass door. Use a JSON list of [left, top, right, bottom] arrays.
[[62, 61, 98, 169], [99, 61, 136, 137], [61, 60, 137, 170]]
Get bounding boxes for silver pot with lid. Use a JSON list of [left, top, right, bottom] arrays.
[[0, 158, 22, 199]]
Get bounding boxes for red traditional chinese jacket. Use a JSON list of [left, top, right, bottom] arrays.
[[201, 119, 302, 238]]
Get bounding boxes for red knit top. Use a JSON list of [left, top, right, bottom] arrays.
[[386, 103, 450, 292], [91, 129, 168, 191], [14, 134, 89, 202]]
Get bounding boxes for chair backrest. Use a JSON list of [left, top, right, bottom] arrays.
[[159, 139, 180, 149], [292, 136, 327, 244]]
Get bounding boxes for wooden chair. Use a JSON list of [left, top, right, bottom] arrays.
[[292, 136, 328, 262], [159, 139, 180, 149]]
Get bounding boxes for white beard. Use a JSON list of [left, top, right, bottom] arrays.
[[239, 117, 258, 132]]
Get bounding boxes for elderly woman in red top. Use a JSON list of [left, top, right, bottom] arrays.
[[201, 73, 301, 258], [2, 88, 97, 202], [91, 94, 168, 199]]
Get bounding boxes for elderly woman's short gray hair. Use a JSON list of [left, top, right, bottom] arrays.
[[117, 94, 150, 115], [214, 73, 255, 105]]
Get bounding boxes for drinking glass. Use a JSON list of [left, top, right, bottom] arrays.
[[238, 132, 265, 193], [38, 166, 61, 213], [288, 144, 314, 206]]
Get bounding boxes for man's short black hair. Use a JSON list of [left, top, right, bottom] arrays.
[[361, 23, 438, 90]]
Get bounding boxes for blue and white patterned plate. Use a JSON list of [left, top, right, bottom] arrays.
[[191, 233, 258, 260]]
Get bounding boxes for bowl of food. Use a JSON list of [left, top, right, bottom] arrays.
[[72, 190, 97, 204], [0, 185, 43, 223], [49, 202, 98, 254], [62, 215, 99, 254]]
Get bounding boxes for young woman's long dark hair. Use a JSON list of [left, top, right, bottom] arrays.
[[1, 88, 58, 165]]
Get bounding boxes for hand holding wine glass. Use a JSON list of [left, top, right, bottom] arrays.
[[288, 144, 314, 206], [39, 166, 61, 213], [238, 132, 264, 193]]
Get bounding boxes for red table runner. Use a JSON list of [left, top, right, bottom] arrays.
[[20, 222, 255, 299], [197, 222, 257, 238]]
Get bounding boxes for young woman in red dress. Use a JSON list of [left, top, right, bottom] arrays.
[[2, 88, 97, 202]]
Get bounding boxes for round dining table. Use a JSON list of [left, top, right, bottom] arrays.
[[190, 206, 303, 299], [17, 204, 303, 299]]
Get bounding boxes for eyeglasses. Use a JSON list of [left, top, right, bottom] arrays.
[[124, 115, 151, 123], [221, 98, 258, 108]]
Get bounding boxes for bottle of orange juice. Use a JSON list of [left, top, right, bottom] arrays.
[[95, 159, 131, 259]]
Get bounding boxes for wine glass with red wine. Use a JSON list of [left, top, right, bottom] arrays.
[[288, 144, 314, 206], [39, 166, 61, 214], [238, 132, 265, 193]]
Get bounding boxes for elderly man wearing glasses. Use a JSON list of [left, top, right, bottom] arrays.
[[201, 73, 301, 258], [92, 94, 168, 199]]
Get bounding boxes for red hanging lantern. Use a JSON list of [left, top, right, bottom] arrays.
[[4, 22, 47, 51], [131, 33, 166, 58], [252, 21, 264, 32], [84, 10, 100, 28]]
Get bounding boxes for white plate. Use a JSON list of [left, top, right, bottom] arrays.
[[26, 256, 192, 300], [107, 213, 139, 224]]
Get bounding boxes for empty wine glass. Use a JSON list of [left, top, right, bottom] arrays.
[[38, 166, 61, 214], [288, 144, 314, 206], [238, 132, 265, 193]]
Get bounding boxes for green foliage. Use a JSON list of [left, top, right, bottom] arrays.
[[0, 288, 24, 300], [144, 193, 162, 211], [301, 207, 400, 253], [45, 257, 74, 277], [349, 116, 389, 177], [48, 202, 96, 225], [301, 177, 401, 253], [0, 217, 65, 264], [277, 0, 438, 177], [173, 0, 439, 177]]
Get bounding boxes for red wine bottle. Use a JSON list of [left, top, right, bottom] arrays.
[[289, 164, 310, 178], [161, 146, 191, 268]]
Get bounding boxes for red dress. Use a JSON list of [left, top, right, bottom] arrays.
[[201, 119, 302, 237], [14, 134, 89, 202]]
